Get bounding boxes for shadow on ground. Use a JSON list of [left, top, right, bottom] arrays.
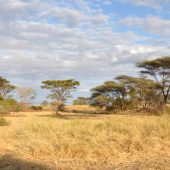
[[35, 112, 108, 120], [0, 153, 169, 170], [0, 154, 54, 170]]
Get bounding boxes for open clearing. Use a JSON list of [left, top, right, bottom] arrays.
[[0, 111, 170, 170]]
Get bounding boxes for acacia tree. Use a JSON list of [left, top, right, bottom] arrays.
[[0, 76, 15, 99], [41, 79, 80, 114], [116, 75, 161, 110], [90, 81, 127, 111], [137, 56, 170, 104]]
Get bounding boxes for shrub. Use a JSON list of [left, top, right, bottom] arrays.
[[0, 99, 22, 114], [31, 106, 43, 111], [51, 101, 65, 115]]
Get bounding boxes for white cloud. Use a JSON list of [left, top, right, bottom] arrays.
[[119, 0, 170, 9], [0, 0, 169, 102], [103, 0, 112, 5], [40, 7, 83, 27], [121, 16, 170, 37]]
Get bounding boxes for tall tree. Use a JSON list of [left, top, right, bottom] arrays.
[[41, 79, 80, 113], [137, 56, 170, 103], [0, 76, 15, 99]]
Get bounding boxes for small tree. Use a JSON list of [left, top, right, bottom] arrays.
[[41, 79, 80, 114], [0, 76, 15, 99], [137, 56, 170, 104]]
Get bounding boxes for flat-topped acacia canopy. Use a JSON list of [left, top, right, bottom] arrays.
[[41, 79, 80, 102], [137, 56, 170, 103]]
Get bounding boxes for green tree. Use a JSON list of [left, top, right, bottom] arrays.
[[73, 97, 89, 105], [116, 75, 161, 110], [0, 76, 15, 99], [41, 79, 80, 114], [137, 56, 170, 103], [90, 81, 127, 111], [0, 98, 22, 114]]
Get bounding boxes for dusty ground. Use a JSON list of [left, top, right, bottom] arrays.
[[0, 111, 170, 170]]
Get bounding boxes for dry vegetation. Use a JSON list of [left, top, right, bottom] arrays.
[[0, 111, 170, 170], [64, 105, 102, 112]]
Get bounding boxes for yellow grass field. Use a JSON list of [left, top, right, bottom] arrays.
[[0, 111, 170, 170], [64, 105, 99, 112]]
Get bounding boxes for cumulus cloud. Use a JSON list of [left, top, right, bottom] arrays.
[[119, 0, 170, 9], [121, 16, 170, 37], [0, 0, 169, 102]]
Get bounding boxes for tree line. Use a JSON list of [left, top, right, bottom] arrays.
[[0, 56, 170, 115]]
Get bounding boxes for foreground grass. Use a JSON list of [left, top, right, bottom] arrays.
[[0, 117, 9, 126], [0, 112, 170, 169]]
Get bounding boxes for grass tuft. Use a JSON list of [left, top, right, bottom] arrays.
[[0, 117, 9, 126]]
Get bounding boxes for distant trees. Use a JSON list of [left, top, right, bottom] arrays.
[[73, 97, 89, 105], [41, 79, 80, 114], [90, 77, 162, 113], [90, 56, 170, 114], [0, 56, 169, 115]]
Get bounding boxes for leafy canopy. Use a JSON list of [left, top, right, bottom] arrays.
[[91, 81, 126, 99], [137, 56, 170, 103], [41, 79, 80, 102], [90, 81, 127, 110], [0, 76, 16, 99], [116, 75, 160, 102]]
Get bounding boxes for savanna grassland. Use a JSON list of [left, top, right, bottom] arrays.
[[0, 110, 170, 170]]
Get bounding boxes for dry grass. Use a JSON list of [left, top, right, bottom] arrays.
[[0, 111, 170, 169], [64, 105, 99, 112], [0, 117, 9, 126], [42, 104, 101, 112]]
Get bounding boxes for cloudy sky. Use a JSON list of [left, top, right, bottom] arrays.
[[0, 0, 170, 103]]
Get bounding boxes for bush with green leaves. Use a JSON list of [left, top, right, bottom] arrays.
[[0, 99, 22, 114], [31, 105, 43, 111]]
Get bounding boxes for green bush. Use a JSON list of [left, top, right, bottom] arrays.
[[0, 117, 9, 126], [0, 99, 22, 114], [31, 106, 43, 111]]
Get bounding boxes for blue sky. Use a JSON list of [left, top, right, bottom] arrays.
[[0, 0, 170, 104]]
